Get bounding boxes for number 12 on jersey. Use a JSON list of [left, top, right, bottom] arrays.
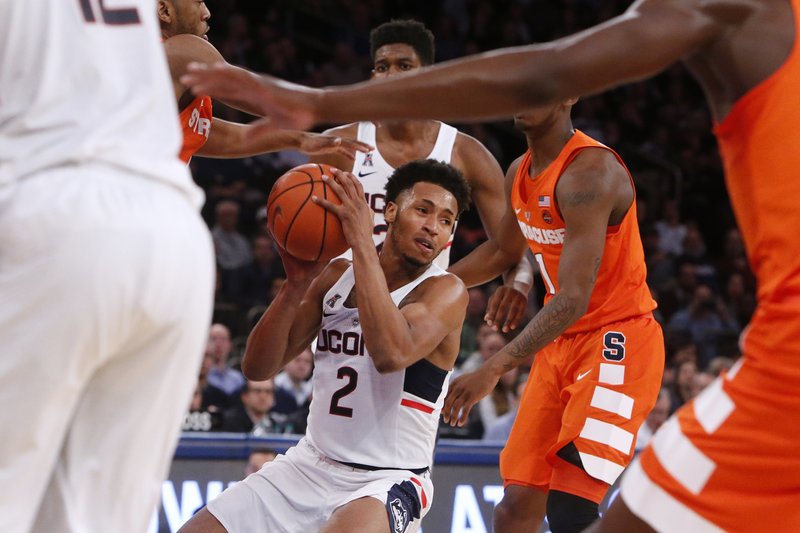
[[78, 0, 140, 25]]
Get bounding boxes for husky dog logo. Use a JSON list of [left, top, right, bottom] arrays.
[[352, 317, 360, 327], [326, 294, 342, 308], [390, 498, 409, 533], [363, 152, 374, 167]]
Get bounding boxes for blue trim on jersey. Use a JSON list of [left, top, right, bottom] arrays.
[[403, 359, 448, 402]]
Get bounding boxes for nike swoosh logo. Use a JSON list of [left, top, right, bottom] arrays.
[[358, 171, 377, 178], [322, 311, 335, 317], [576, 369, 592, 381]]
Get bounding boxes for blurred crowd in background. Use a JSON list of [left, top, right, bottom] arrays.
[[181, 0, 752, 446]]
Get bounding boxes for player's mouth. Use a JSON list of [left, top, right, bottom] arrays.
[[414, 238, 435, 254]]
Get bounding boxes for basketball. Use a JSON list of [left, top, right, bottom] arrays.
[[266, 163, 349, 262]]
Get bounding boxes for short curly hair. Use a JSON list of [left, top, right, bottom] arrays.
[[385, 159, 471, 218], [369, 19, 435, 66]]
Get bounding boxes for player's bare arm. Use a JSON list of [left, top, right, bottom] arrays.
[[242, 258, 347, 381], [315, 169, 468, 373], [181, 0, 746, 128], [448, 156, 529, 288], [443, 149, 631, 426], [307, 124, 363, 169], [196, 119, 371, 160]]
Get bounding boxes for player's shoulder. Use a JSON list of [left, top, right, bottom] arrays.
[[506, 153, 527, 178], [568, 146, 628, 182], [163, 34, 224, 66], [451, 130, 503, 182], [417, 271, 468, 303], [452, 129, 493, 161]]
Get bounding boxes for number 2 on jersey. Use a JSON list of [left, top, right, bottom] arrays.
[[78, 0, 140, 25], [329, 366, 358, 417]]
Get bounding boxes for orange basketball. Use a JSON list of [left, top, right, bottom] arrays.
[[266, 163, 349, 262]]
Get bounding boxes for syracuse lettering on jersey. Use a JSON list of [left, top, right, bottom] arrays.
[[188, 107, 211, 138], [317, 328, 366, 356], [516, 220, 566, 245]]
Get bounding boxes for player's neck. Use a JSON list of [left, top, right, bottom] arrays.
[[378, 247, 430, 291], [377, 119, 438, 143], [526, 126, 575, 177]]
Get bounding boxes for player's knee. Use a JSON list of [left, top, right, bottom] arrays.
[[546, 490, 599, 533], [493, 486, 546, 529]]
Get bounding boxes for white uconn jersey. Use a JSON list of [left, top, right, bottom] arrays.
[[0, 0, 199, 204], [350, 121, 458, 268], [306, 264, 453, 470]]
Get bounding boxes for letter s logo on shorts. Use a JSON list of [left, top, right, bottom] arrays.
[[602, 331, 626, 362], [390, 498, 408, 533]]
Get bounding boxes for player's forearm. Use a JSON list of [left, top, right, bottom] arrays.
[[242, 282, 309, 380], [448, 240, 521, 288], [198, 120, 303, 158], [486, 291, 585, 376], [350, 245, 416, 373]]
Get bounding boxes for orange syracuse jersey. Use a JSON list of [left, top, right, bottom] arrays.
[[510, 130, 656, 334]]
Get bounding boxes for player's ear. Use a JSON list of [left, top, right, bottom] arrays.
[[156, 0, 172, 25], [384, 202, 397, 224]]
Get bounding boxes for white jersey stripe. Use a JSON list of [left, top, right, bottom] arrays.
[[621, 460, 725, 533], [599, 363, 625, 385], [652, 418, 716, 495], [693, 378, 735, 434], [578, 452, 626, 485], [580, 418, 635, 455], [590, 386, 634, 419]]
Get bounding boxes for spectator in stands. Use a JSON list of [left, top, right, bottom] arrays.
[[244, 448, 277, 477], [211, 200, 252, 270], [668, 284, 739, 367], [654, 200, 687, 256], [669, 360, 698, 413], [458, 287, 489, 362], [228, 234, 285, 308], [198, 353, 231, 412], [678, 224, 718, 288], [691, 371, 715, 398], [273, 347, 313, 416], [635, 387, 671, 451], [707, 356, 736, 378], [478, 366, 518, 436], [206, 323, 245, 397], [459, 330, 506, 374], [658, 262, 698, 320], [722, 272, 756, 327], [483, 372, 529, 444], [220, 379, 279, 433]]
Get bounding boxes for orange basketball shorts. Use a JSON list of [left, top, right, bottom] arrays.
[[500, 314, 664, 503], [621, 345, 800, 531]]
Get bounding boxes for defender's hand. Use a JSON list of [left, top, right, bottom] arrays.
[[442, 370, 500, 427], [485, 284, 528, 332], [298, 133, 372, 161]]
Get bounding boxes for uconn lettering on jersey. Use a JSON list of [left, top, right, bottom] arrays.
[[317, 328, 366, 356], [188, 108, 211, 138], [517, 220, 566, 245]]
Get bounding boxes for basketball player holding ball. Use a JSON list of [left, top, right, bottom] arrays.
[[310, 20, 533, 332], [179, 159, 471, 533]]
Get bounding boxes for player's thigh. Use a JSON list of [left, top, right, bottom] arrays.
[[499, 345, 563, 488], [321, 497, 390, 533], [179, 507, 230, 533], [624, 355, 800, 532], [559, 317, 663, 485]]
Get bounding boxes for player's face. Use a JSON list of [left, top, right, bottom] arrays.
[[173, 0, 210, 39], [513, 104, 563, 134], [372, 44, 423, 79], [385, 182, 458, 267]]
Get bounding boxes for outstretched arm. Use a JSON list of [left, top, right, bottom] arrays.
[[181, 0, 738, 129], [197, 119, 371, 159]]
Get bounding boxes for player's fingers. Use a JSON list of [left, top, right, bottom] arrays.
[[484, 294, 501, 327], [494, 297, 513, 333], [457, 399, 474, 427], [341, 139, 373, 154], [321, 172, 349, 199], [331, 168, 361, 199], [506, 298, 526, 330], [311, 195, 342, 214]]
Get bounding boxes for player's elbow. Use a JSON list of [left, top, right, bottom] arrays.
[[370, 349, 407, 374]]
